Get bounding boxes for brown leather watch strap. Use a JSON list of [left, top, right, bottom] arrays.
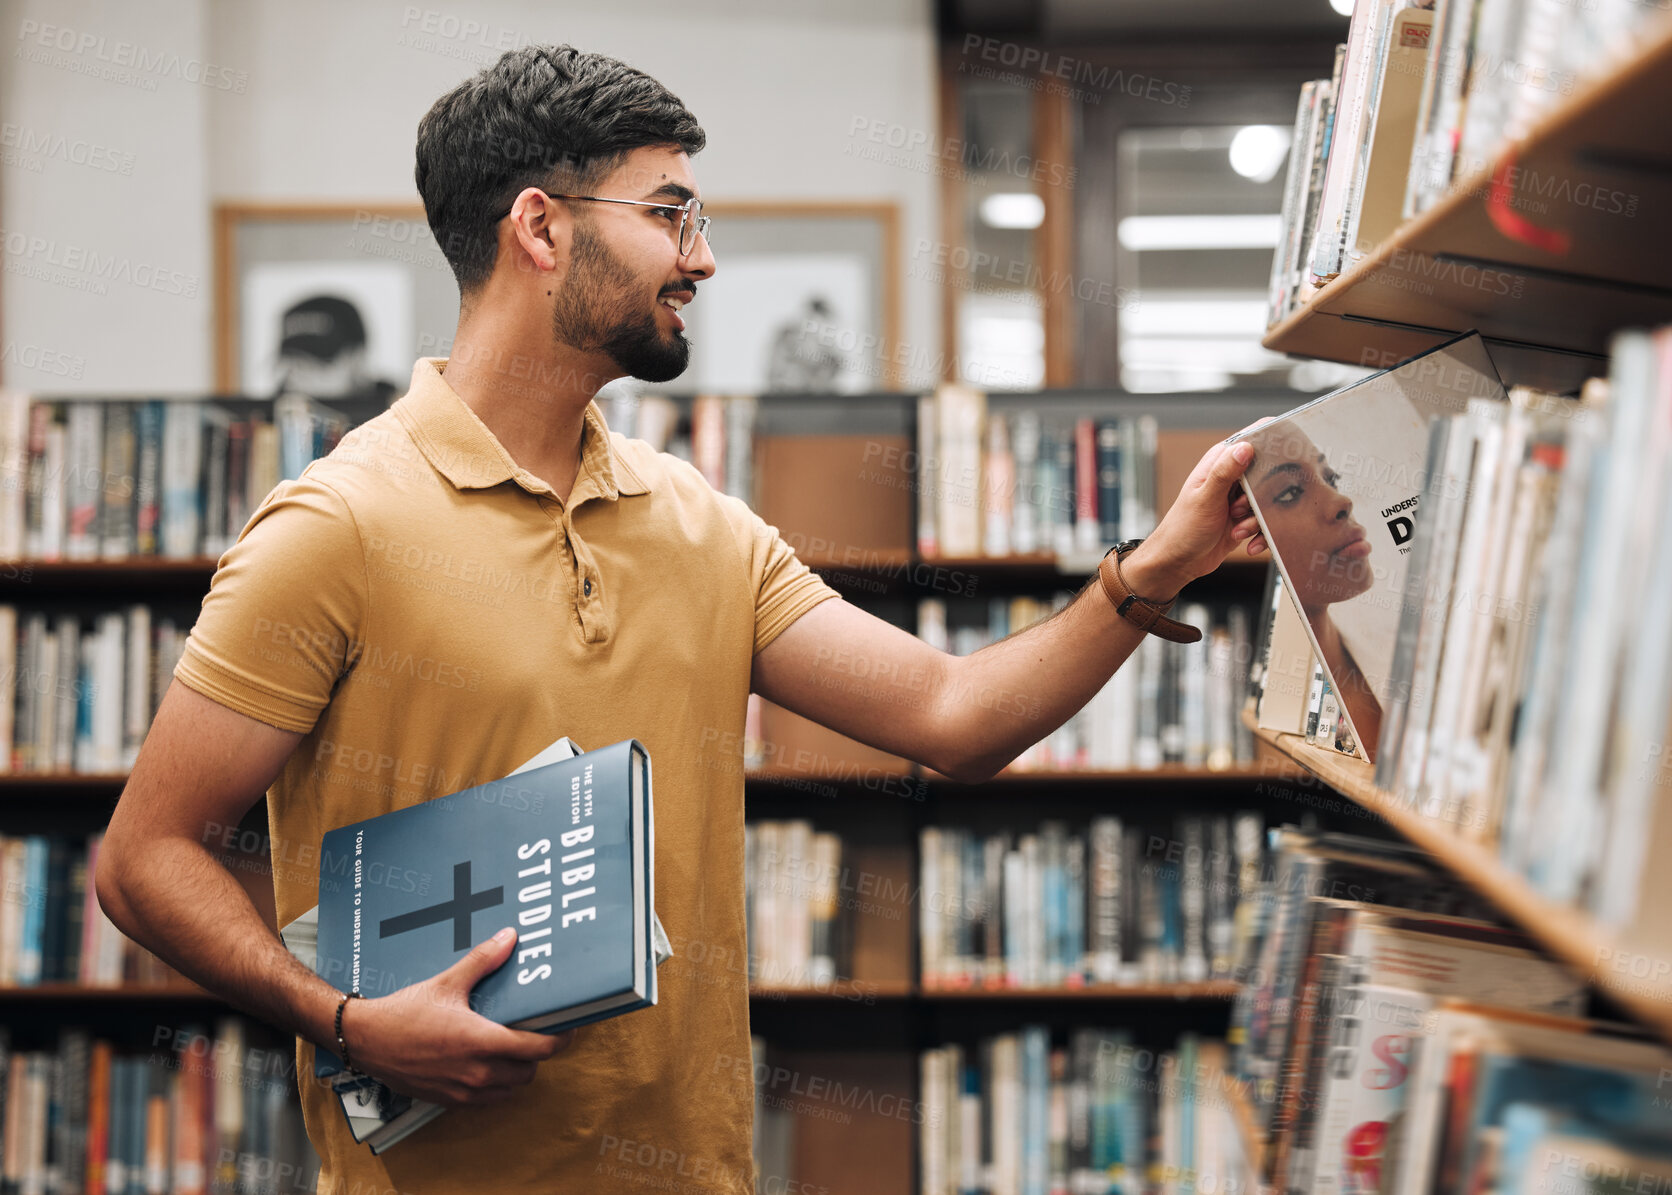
[[1097, 542, 1202, 644]]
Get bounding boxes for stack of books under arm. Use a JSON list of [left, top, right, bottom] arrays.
[[920, 597, 1258, 772], [743, 820, 852, 988], [1266, 0, 1668, 325], [0, 602, 188, 774], [918, 814, 1266, 990], [0, 831, 181, 987], [0, 392, 355, 562], [0, 1019, 318, 1195], [1232, 825, 1672, 1195], [918, 386, 1159, 562], [1368, 327, 1672, 932], [919, 1030, 1245, 1195]]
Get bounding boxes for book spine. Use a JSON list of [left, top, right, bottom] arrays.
[[23, 402, 49, 559], [159, 403, 203, 559], [41, 419, 67, 562], [65, 404, 103, 561], [1073, 418, 1098, 555], [133, 404, 162, 556], [202, 413, 230, 559], [690, 395, 725, 493], [98, 405, 136, 560], [983, 414, 1013, 558], [1095, 420, 1121, 544]]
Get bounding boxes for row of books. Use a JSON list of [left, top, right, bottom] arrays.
[[918, 814, 1265, 990], [0, 605, 188, 775], [743, 820, 849, 988], [0, 1020, 316, 1195], [0, 832, 180, 988], [917, 386, 1161, 561], [920, 598, 1258, 771], [1233, 826, 1672, 1195], [1266, 0, 1666, 324], [597, 391, 757, 505], [919, 1029, 1243, 1195], [1405, 0, 1664, 219], [0, 392, 351, 562], [1362, 328, 1672, 927]]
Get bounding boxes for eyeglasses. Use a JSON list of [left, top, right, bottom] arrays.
[[531, 192, 711, 257]]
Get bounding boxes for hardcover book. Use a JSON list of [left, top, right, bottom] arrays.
[[1230, 331, 1507, 761], [280, 736, 667, 1153]]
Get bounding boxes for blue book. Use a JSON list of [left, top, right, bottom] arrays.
[[313, 738, 656, 1084], [19, 836, 48, 984], [1022, 1025, 1049, 1195]]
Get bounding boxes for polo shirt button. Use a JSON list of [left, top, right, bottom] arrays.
[[583, 577, 592, 597]]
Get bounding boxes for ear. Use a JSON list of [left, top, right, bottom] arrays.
[[503, 187, 569, 280]]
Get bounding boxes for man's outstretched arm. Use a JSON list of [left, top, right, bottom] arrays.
[[751, 439, 1261, 782]]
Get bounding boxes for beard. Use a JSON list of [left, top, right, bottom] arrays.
[[551, 221, 690, 383]]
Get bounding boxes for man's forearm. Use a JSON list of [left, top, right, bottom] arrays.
[[98, 838, 341, 1048], [934, 547, 1192, 780]]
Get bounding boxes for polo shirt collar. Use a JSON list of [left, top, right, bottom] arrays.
[[393, 356, 650, 499]]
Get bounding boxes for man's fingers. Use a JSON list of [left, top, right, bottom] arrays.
[[439, 928, 517, 990], [1207, 441, 1256, 494], [1229, 496, 1252, 519], [1232, 517, 1260, 541], [494, 1024, 573, 1061], [1247, 535, 1267, 556]]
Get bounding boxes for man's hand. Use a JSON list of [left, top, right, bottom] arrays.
[[1126, 439, 1264, 598], [339, 928, 574, 1108]]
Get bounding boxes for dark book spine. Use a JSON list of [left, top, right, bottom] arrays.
[[133, 403, 162, 557], [55, 1029, 89, 1194], [226, 422, 250, 543], [41, 838, 68, 982], [1095, 420, 1121, 543], [203, 418, 229, 558], [64, 851, 87, 985]]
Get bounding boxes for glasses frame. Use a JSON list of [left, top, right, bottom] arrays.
[[527, 192, 711, 257]]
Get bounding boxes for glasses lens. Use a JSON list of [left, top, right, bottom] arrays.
[[680, 199, 704, 256]]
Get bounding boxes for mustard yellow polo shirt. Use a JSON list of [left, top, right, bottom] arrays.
[[175, 358, 837, 1194]]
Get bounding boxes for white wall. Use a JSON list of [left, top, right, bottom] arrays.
[[1, 0, 215, 393], [2, 0, 941, 393]]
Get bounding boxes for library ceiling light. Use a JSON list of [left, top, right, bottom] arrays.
[[1229, 125, 1291, 182], [1116, 215, 1283, 251], [979, 192, 1046, 229], [1329, 0, 1355, 14]]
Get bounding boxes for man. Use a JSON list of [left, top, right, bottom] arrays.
[[95, 45, 1265, 1195]]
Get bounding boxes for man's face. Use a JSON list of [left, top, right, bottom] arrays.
[[549, 146, 716, 384]]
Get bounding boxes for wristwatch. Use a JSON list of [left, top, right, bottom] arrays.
[[1097, 539, 1202, 644]]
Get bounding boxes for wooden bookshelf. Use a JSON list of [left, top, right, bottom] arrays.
[[0, 979, 1235, 1005], [0, 982, 216, 1001], [1263, 15, 1672, 392], [1248, 720, 1672, 1045], [918, 981, 1240, 1001]]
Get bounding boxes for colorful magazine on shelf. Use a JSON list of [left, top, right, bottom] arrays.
[[1229, 331, 1507, 761]]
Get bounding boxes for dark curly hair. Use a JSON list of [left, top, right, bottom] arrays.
[[415, 45, 706, 296]]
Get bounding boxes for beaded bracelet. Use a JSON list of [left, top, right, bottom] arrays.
[[335, 991, 366, 1077]]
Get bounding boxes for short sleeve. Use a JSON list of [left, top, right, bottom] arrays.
[[173, 475, 367, 733], [726, 498, 839, 655]]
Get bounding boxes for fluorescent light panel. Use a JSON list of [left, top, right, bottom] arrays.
[[1117, 214, 1283, 251]]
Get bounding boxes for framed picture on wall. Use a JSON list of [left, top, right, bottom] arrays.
[[679, 202, 901, 393], [214, 202, 461, 401]]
